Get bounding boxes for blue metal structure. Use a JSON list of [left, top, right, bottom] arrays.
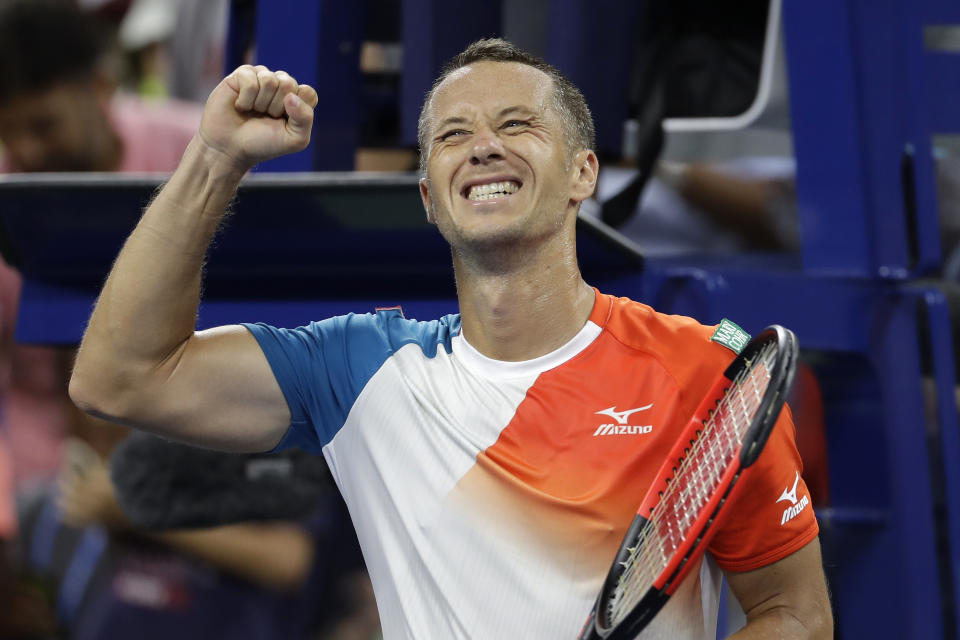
[[225, 1, 364, 171], [642, 261, 960, 638], [777, 1, 959, 635], [399, 0, 501, 147], [636, 0, 960, 635]]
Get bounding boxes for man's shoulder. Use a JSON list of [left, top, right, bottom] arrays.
[[248, 309, 462, 360], [364, 307, 462, 357], [602, 294, 721, 350], [599, 292, 744, 376]]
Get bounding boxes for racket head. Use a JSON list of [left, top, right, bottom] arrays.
[[734, 325, 798, 467], [584, 324, 798, 639]]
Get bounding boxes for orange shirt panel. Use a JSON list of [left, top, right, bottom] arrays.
[[476, 292, 818, 575]]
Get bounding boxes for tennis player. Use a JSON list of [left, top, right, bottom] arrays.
[[71, 39, 832, 639]]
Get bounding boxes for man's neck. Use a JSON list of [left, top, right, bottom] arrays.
[[453, 236, 596, 362]]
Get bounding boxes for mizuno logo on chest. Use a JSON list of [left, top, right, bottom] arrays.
[[595, 405, 653, 424], [592, 405, 654, 436], [593, 424, 653, 436]]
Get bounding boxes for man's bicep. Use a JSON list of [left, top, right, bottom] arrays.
[[152, 325, 293, 452], [725, 538, 833, 638]]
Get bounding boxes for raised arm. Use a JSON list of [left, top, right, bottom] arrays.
[[70, 66, 319, 452]]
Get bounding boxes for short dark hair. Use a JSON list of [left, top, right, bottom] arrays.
[[0, 0, 110, 104], [417, 38, 595, 175]]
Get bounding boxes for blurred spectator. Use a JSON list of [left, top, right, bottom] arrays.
[[0, 0, 202, 174], [591, 158, 798, 256], [10, 418, 365, 639], [167, 0, 230, 102], [582, 4, 799, 257], [0, 432, 14, 541], [0, 0, 202, 490], [117, 0, 182, 98]]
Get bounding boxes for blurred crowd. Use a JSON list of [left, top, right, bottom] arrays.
[[0, 1, 380, 638]]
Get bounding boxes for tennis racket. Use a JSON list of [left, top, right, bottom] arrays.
[[578, 324, 798, 640]]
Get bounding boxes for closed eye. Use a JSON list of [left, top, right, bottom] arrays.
[[438, 129, 469, 141]]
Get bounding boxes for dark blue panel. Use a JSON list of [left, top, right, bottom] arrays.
[[922, 0, 960, 23], [867, 296, 945, 639], [924, 52, 960, 134], [641, 262, 948, 639], [545, 0, 643, 156], [785, 0, 945, 277], [847, 0, 911, 273], [897, 3, 945, 276], [782, 0, 873, 276], [15, 283, 98, 346], [254, 2, 365, 171], [399, 0, 502, 146], [913, 287, 960, 635], [0, 175, 643, 344]]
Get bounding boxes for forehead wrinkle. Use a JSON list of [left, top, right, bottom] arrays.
[[434, 115, 470, 133], [431, 61, 552, 118], [498, 104, 542, 119]]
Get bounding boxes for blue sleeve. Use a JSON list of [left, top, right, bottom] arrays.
[[241, 311, 459, 452]]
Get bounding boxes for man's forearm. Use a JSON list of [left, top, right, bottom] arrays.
[[727, 606, 832, 639], [70, 137, 247, 420]]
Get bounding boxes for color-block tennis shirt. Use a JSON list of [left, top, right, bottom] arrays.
[[244, 291, 819, 639]]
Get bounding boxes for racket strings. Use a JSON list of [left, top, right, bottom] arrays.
[[606, 341, 777, 624]]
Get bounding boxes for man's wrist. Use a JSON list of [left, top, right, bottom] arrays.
[[155, 136, 249, 224], [187, 133, 252, 182]]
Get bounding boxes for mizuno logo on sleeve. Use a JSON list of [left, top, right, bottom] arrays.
[[777, 471, 810, 525]]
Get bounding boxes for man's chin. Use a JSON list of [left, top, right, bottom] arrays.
[[442, 223, 527, 250]]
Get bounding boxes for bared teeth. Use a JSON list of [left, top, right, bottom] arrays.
[[467, 181, 520, 201]]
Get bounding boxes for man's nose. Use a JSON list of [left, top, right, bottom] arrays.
[[470, 127, 505, 165]]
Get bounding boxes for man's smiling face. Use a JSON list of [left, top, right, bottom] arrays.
[[419, 61, 583, 255]]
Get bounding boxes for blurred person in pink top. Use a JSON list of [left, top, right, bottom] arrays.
[[0, 0, 202, 488], [0, 0, 202, 174]]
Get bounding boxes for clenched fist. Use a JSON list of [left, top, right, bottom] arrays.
[[198, 65, 320, 171]]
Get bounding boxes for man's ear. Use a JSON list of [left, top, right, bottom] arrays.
[[420, 178, 437, 224], [569, 149, 599, 203]]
